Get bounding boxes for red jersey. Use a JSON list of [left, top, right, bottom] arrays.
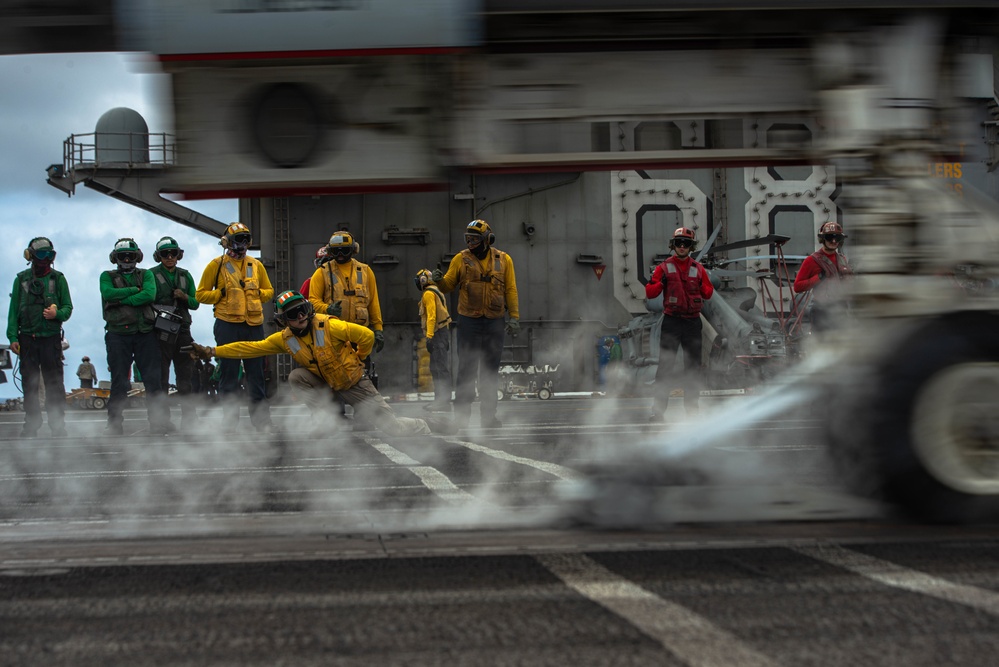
[[646, 256, 714, 318]]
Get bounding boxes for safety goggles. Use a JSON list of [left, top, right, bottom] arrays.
[[464, 233, 483, 246], [32, 249, 56, 260], [282, 304, 310, 321], [116, 252, 138, 263], [230, 233, 252, 245], [330, 246, 352, 257], [159, 249, 180, 259], [820, 234, 844, 243], [673, 239, 694, 249]]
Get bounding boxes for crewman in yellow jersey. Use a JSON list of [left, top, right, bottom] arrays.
[[195, 222, 276, 431], [308, 231, 383, 353], [186, 290, 455, 436], [432, 219, 519, 429], [414, 268, 453, 413]]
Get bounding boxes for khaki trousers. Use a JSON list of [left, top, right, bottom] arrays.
[[289, 368, 430, 436]]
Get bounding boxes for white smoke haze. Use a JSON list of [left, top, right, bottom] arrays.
[[551, 339, 878, 527], [0, 322, 885, 541]]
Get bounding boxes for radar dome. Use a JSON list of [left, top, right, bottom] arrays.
[[95, 107, 150, 164]]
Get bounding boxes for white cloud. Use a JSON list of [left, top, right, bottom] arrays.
[[1, 53, 237, 398]]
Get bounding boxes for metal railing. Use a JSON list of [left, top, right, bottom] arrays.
[[61, 131, 177, 172]]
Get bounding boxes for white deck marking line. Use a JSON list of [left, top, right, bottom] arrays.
[[446, 439, 585, 481], [793, 544, 999, 615], [536, 553, 780, 667], [368, 441, 483, 505]]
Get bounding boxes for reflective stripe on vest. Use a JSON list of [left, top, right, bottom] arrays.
[[661, 260, 704, 318], [214, 258, 264, 326], [105, 269, 155, 325], [457, 249, 507, 318], [324, 261, 370, 326], [422, 286, 452, 332], [154, 270, 188, 292], [281, 316, 364, 390]]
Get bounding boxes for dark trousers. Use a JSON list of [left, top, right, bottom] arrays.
[[454, 315, 506, 421], [159, 327, 196, 421], [427, 332, 452, 407], [106, 330, 169, 427], [18, 335, 66, 432], [80, 378, 94, 389], [652, 315, 704, 413], [213, 319, 270, 426]]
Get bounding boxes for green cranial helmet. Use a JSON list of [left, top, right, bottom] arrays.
[[24, 237, 56, 262], [109, 238, 143, 265], [273, 289, 314, 327], [153, 236, 184, 262]]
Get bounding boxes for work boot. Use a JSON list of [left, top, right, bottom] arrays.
[[424, 415, 459, 435], [253, 420, 281, 435], [105, 422, 124, 436], [453, 405, 471, 429], [150, 421, 178, 436], [19, 425, 39, 439]]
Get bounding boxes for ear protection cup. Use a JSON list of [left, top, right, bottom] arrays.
[[353, 242, 360, 254]]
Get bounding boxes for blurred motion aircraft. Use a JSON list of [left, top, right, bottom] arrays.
[[11, 0, 999, 521]]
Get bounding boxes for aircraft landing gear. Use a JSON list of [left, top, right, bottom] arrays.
[[826, 313, 999, 523]]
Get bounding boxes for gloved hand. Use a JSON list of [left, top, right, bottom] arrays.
[[328, 301, 343, 318], [172, 288, 187, 301], [219, 287, 226, 298], [431, 268, 444, 283], [505, 318, 520, 336], [181, 343, 214, 361], [374, 330, 385, 353]]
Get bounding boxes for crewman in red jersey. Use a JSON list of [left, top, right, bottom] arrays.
[[793, 221, 852, 332], [645, 226, 714, 421]]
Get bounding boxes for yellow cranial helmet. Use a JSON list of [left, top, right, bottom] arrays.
[[327, 231, 359, 261], [414, 268, 433, 291], [464, 219, 495, 246], [221, 222, 252, 250]]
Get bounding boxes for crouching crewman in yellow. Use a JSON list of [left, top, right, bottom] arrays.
[[186, 291, 455, 437]]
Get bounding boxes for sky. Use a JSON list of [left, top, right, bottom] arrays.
[[0, 53, 238, 399]]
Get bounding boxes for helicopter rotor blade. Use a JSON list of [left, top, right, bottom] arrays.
[[694, 223, 723, 262]]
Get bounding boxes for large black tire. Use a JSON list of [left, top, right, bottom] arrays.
[[827, 313, 999, 523]]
